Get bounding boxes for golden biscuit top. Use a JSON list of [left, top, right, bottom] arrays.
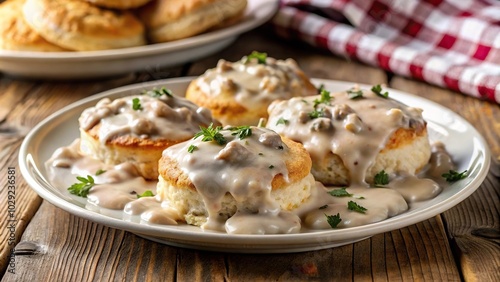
[[25, 0, 144, 38], [0, 0, 65, 50]]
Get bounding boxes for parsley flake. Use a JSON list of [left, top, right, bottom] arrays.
[[319, 205, 328, 210], [328, 187, 353, 197], [308, 108, 325, 119], [269, 165, 275, 169], [188, 145, 198, 153], [373, 170, 389, 187], [371, 84, 389, 98], [132, 98, 142, 110], [347, 89, 364, 99], [95, 169, 106, 176], [137, 190, 154, 198], [68, 175, 95, 198], [193, 123, 227, 145], [325, 213, 342, 228], [442, 170, 468, 182], [313, 89, 332, 108], [230, 126, 252, 140], [276, 117, 288, 126], [244, 51, 267, 64], [144, 87, 173, 98], [348, 201, 367, 214]]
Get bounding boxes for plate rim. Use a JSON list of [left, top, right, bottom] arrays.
[[19, 77, 491, 252]]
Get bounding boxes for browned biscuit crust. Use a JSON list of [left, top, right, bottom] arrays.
[[0, 0, 67, 51], [23, 0, 146, 51], [138, 0, 247, 43]]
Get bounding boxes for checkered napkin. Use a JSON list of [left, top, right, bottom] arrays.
[[272, 0, 500, 104]]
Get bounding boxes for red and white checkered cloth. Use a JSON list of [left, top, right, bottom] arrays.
[[272, 0, 500, 104]]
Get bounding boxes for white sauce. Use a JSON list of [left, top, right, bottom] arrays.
[[162, 126, 290, 232], [266, 87, 426, 186], [45, 87, 458, 235], [79, 94, 217, 143]]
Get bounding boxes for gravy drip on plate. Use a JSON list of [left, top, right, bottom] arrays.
[[196, 56, 315, 112], [162, 126, 300, 234], [79, 94, 216, 143], [266, 87, 427, 186]]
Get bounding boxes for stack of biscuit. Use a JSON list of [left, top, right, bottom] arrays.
[[0, 0, 247, 51]]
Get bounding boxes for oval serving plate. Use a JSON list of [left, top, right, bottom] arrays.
[[0, 0, 278, 79], [19, 78, 490, 253]]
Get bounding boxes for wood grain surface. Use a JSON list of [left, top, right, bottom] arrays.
[[1, 28, 498, 281]]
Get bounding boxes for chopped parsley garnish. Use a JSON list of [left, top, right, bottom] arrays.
[[325, 213, 342, 228], [371, 84, 389, 98], [347, 89, 364, 99], [276, 117, 288, 125], [244, 51, 267, 64], [328, 187, 353, 197], [347, 201, 367, 214], [187, 145, 198, 153], [373, 170, 389, 187], [95, 169, 106, 176], [144, 87, 173, 98], [132, 98, 142, 110], [258, 153, 264, 156], [68, 175, 95, 198], [442, 170, 468, 182], [319, 205, 328, 209], [269, 165, 275, 169], [308, 108, 325, 119], [301, 99, 309, 104], [193, 123, 227, 145], [230, 126, 252, 140], [137, 190, 154, 198], [277, 145, 284, 150], [313, 89, 332, 108]]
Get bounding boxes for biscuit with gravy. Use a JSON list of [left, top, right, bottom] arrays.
[[186, 52, 318, 126], [266, 86, 431, 186], [79, 90, 220, 180], [158, 126, 315, 233]]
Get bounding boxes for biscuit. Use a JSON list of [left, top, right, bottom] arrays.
[[23, 0, 146, 51], [186, 54, 318, 126], [158, 126, 315, 228], [266, 87, 431, 186], [138, 0, 247, 43], [83, 0, 152, 9], [0, 0, 67, 51], [79, 92, 220, 180]]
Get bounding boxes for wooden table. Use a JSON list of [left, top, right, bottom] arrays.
[[1, 27, 499, 282]]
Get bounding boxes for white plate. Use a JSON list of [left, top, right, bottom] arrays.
[[0, 0, 278, 79], [19, 78, 491, 253]]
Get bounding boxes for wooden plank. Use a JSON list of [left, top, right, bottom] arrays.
[[390, 77, 500, 281], [1, 202, 178, 282]]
